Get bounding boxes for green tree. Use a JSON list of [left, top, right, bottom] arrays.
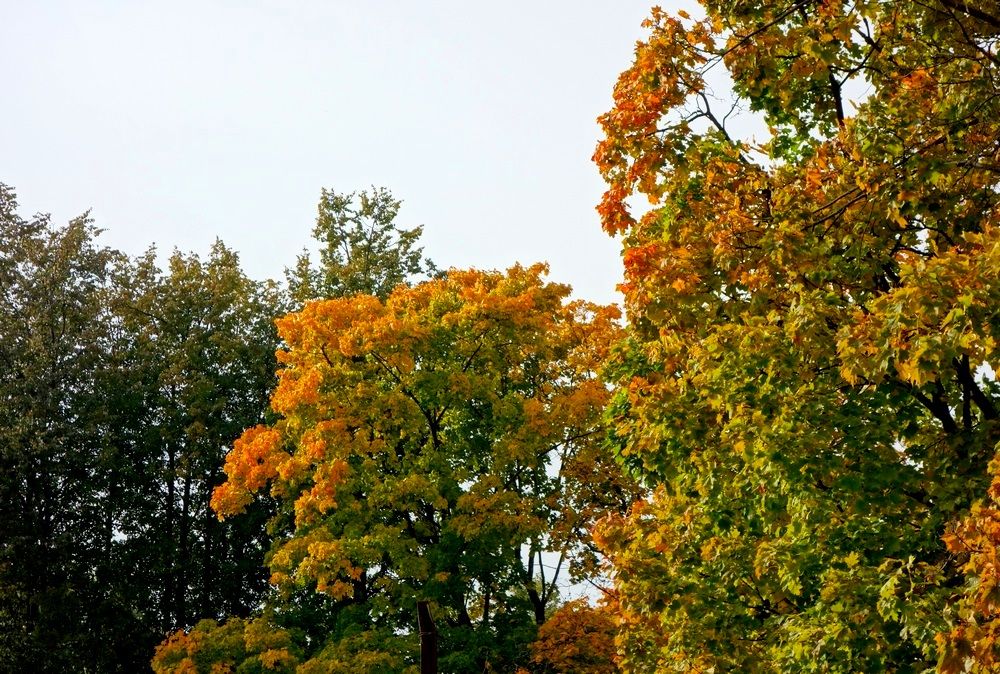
[[112, 242, 282, 634], [593, 2, 1000, 672], [0, 183, 131, 672], [288, 187, 437, 305], [0, 184, 288, 670]]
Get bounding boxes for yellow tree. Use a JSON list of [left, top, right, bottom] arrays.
[[594, 2, 1000, 671], [202, 264, 632, 672]]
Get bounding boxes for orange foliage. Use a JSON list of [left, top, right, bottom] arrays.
[[151, 618, 299, 674], [530, 599, 620, 673]]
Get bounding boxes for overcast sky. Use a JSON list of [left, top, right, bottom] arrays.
[[1, 1, 670, 306]]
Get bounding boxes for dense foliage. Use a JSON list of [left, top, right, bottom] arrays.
[[163, 264, 634, 673], [286, 187, 437, 306], [7, 3, 1000, 671], [0, 185, 456, 671], [0, 184, 282, 671], [594, 1, 1000, 672], [0, 186, 129, 671], [0, 182, 633, 671]]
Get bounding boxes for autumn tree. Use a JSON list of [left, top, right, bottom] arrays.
[[171, 264, 633, 673], [287, 187, 437, 305], [152, 615, 301, 674], [594, 2, 1000, 672]]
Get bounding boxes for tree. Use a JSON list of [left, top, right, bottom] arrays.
[[111, 242, 282, 638], [190, 264, 633, 672], [0, 184, 130, 672], [287, 187, 437, 305], [152, 185, 445, 673], [0, 183, 287, 671], [152, 616, 301, 674], [593, 2, 1000, 671]]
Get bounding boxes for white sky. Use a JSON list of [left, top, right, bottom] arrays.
[[0, 1, 674, 307]]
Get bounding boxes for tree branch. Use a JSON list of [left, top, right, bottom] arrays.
[[904, 380, 958, 434], [953, 355, 998, 421], [938, 0, 1000, 30], [939, 1, 1000, 66], [828, 69, 846, 128], [719, 0, 816, 59]]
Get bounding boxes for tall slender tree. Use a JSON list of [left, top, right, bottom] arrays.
[[112, 242, 282, 635]]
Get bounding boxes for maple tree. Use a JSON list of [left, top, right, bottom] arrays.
[[594, 1, 1000, 672], [152, 615, 301, 674], [165, 264, 633, 672]]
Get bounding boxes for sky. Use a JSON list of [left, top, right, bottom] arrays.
[[1, 1, 671, 307]]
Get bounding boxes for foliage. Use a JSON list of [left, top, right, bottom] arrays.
[[112, 242, 282, 633], [152, 616, 301, 674], [594, 1, 1000, 671], [153, 618, 423, 674], [287, 187, 437, 305], [151, 185, 444, 672], [527, 598, 620, 674], [211, 264, 634, 671], [294, 629, 417, 674], [0, 184, 283, 671], [0, 183, 128, 672]]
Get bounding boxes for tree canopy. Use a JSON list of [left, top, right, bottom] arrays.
[[0, 184, 126, 671], [593, 1, 1000, 671], [0, 184, 443, 671], [0, 185, 284, 671], [183, 264, 634, 673]]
